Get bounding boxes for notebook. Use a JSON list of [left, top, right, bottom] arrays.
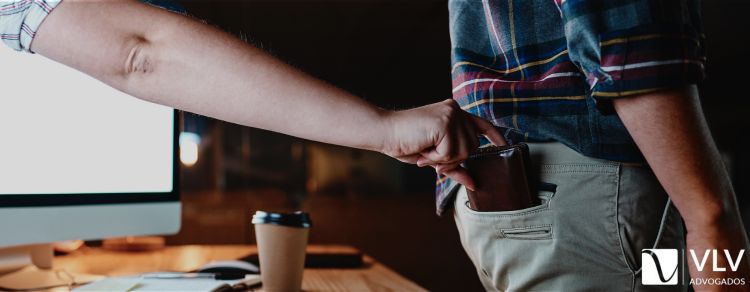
[[74, 273, 261, 292]]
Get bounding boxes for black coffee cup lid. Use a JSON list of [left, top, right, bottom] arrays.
[[252, 211, 312, 228]]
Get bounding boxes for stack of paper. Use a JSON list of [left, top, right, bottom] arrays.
[[74, 274, 261, 292]]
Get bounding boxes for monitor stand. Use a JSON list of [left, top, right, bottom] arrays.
[[0, 244, 103, 290]]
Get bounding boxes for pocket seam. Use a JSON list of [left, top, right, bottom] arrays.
[[461, 189, 555, 218], [612, 164, 636, 274], [496, 224, 553, 240], [540, 163, 619, 174]]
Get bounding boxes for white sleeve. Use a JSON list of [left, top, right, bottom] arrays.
[[0, 0, 61, 53]]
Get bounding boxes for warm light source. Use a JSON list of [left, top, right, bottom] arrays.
[[179, 132, 201, 167]]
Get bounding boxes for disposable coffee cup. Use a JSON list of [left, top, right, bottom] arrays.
[[252, 211, 312, 292]]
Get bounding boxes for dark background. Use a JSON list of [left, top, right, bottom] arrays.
[[165, 1, 750, 291]]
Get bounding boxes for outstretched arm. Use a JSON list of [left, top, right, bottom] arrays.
[[613, 86, 749, 290], [29, 0, 504, 188]]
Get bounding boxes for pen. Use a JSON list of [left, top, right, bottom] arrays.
[[142, 272, 216, 280]]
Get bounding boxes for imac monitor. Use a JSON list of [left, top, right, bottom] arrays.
[[0, 42, 180, 248]]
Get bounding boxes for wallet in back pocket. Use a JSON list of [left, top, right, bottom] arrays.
[[463, 143, 538, 212]]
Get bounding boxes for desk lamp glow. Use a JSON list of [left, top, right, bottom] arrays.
[[0, 41, 180, 287]]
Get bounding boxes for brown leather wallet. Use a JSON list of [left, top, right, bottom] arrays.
[[463, 143, 538, 212]]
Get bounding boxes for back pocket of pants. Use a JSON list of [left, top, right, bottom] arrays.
[[461, 182, 557, 217]]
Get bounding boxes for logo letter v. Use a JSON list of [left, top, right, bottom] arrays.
[[690, 249, 710, 272]]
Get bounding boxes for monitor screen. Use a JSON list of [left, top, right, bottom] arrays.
[[0, 45, 175, 198]]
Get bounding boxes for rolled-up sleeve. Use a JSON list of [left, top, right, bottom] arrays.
[[1, 0, 61, 53], [555, 0, 705, 110]]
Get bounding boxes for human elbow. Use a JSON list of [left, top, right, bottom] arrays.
[[122, 36, 157, 79]]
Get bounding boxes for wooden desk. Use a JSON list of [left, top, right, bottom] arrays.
[[54, 245, 426, 291]]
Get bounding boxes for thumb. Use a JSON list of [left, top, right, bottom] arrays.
[[440, 165, 476, 192], [393, 154, 421, 164], [418, 148, 449, 164], [416, 155, 438, 167], [470, 115, 507, 146]]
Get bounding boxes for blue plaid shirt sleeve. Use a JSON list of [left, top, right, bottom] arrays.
[[555, 0, 705, 106]]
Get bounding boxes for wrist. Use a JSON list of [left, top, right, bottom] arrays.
[[375, 109, 400, 156], [684, 203, 741, 235], [676, 187, 739, 230]]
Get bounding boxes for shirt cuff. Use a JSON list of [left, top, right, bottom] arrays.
[[590, 27, 706, 102], [22, 0, 61, 53], [573, 25, 706, 113], [1, 0, 61, 53]]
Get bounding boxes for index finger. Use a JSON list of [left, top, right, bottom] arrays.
[[469, 114, 507, 146]]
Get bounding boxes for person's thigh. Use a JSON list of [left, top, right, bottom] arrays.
[[453, 143, 686, 291]]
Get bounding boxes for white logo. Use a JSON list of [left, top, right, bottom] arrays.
[[642, 249, 679, 285], [689, 249, 745, 272]]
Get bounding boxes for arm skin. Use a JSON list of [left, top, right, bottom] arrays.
[[29, 0, 505, 189], [613, 85, 749, 291]]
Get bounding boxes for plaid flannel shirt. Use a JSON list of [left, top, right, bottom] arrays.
[[436, 0, 705, 216], [1, 0, 182, 53], [0, 0, 60, 53]]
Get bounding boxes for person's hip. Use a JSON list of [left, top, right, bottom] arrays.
[[453, 142, 686, 291]]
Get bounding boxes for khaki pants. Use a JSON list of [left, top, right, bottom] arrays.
[[454, 142, 687, 291]]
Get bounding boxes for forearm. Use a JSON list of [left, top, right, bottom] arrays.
[[27, 0, 506, 187], [132, 22, 390, 152], [32, 0, 389, 152], [614, 86, 749, 288], [613, 86, 743, 231]]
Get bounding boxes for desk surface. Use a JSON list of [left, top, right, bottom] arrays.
[[54, 244, 426, 291]]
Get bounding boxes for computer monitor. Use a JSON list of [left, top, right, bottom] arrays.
[[0, 42, 180, 254]]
